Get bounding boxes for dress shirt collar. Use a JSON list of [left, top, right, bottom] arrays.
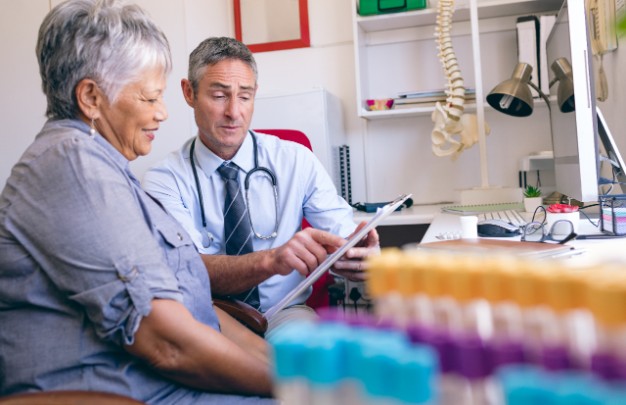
[[193, 130, 256, 176]]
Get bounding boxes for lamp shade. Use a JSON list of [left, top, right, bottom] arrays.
[[486, 63, 534, 117], [551, 57, 575, 113]]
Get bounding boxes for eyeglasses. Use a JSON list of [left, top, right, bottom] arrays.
[[521, 206, 577, 244]]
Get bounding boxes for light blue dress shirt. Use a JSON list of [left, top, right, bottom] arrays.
[[0, 119, 274, 404], [142, 131, 356, 312]]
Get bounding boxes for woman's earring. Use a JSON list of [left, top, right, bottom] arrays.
[[90, 117, 96, 137]]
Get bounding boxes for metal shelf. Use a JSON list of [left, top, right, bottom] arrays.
[[359, 96, 555, 120], [355, 0, 563, 33]]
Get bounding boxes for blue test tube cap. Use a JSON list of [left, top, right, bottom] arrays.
[[396, 344, 439, 404], [304, 324, 348, 387], [359, 347, 397, 399], [604, 383, 626, 405], [554, 371, 606, 405], [497, 364, 557, 405], [270, 321, 316, 381]]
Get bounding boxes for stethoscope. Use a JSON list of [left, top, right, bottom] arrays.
[[189, 131, 279, 249]]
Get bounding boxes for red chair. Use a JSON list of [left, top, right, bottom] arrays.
[[255, 129, 335, 309]]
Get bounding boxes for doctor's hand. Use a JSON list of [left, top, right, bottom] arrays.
[[266, 228, 347, 277], [331, 221, 380, 282]]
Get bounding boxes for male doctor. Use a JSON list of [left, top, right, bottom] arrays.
[[143, 37, 379, 336]]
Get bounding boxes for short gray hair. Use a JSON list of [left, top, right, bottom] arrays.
[[37, 0, 172, 119], [188, 37, 258, 93]]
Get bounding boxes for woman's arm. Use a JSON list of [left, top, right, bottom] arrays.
[[125, 299, 273, 397]]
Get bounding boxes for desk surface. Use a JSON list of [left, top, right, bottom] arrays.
[[354, 204, 625, 265], [422, 212, 626, 266]]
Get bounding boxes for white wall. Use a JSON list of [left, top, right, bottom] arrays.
[[1, 0, 49, 189], [1, 1, 625, 204], [0, 0, 365, 199]]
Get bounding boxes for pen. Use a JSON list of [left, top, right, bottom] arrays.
[[549, 248, 586, 259], [576, 234, 626, 240]]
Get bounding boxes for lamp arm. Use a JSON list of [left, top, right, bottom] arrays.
[[527, 81, 551, 112]]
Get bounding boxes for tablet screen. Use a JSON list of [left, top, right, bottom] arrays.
[[263, 193, 412, 319]]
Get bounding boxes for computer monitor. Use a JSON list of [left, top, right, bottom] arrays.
[[546, 0, 600, 203]]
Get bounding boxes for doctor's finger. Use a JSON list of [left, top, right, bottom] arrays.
[[342, 245, 380, 260]]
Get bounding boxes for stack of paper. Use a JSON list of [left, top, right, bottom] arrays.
[[394, 88, 476, 107], [516, 16, 540, 97], [516, 14, 556, 97]]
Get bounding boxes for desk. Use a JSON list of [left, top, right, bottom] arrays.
[[422, 212, 626, 266]]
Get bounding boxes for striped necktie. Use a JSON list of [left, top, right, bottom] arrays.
[[217, 162, 260, 308]]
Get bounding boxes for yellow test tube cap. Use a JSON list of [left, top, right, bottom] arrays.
[[420, 251, 455, 298], [448, 254, 485, 303], [366, 248, 402, 298], [587, 270, 626, 327], [511, 260, 551, 308], [480, 255, 519, 303], [545, 265, 591, 312], [396, 250, 427, 297]]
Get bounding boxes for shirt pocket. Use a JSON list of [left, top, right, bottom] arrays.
[[156, 224, 194, 270], [156, 224, 214, 323]]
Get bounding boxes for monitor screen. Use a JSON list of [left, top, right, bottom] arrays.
[[546, 0, 600, 203]]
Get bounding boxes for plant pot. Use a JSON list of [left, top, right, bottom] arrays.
[[523, 197, 543, 213], [546, 211, 579, 235]]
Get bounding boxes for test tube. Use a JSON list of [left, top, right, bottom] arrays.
[[510, 260, 555, 365], [400, 249, 435, 328], [367, 249, 408, 327], [270, 322, 315, 404], [587, 268, 626, 380], [446, 253, 492, 339], [543, 264, 595, 370], [480, 255, 524, 345]]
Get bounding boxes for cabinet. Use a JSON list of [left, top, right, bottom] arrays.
[[351, 0, 563, 120], [250, 88, 346, 191]]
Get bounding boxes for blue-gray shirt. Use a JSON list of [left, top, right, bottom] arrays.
[[0, 119, 274, 404]]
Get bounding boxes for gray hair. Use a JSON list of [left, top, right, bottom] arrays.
[[36, 0, 172, 119], [188, 37, 258, 93]]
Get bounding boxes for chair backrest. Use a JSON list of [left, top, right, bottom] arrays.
[[254, 129, 334, 309], [254, 129, 312, 231], [254, 129, 312, 151]]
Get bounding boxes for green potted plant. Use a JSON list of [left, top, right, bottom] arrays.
[[618, 12, 626, 37], [523, 185, 543, 213]]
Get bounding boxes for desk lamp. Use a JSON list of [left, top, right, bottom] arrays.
[[486, 58, 575, 117], [486, 62, 551, 117], [550, 57, 575, 113]]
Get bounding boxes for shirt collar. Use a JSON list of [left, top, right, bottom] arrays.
[[193, 130, 256, 176]]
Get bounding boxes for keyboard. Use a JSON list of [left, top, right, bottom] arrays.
[[478, 210, 527, 227]]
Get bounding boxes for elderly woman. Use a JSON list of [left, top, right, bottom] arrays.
[[0, 1, 276, 403]]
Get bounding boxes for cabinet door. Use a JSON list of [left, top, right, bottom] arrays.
[[251, 89, 347, 189]]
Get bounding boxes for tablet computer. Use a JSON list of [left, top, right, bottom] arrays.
[[263, 193, 412, 320]]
